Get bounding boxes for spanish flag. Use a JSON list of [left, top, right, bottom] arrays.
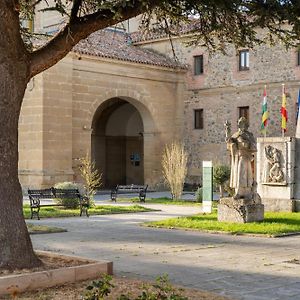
[[281, 84, 288, 133], [261, 85, 268, 134]]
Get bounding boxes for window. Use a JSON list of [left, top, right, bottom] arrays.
[[297, 50, 300, 66], [194, 55, 204, 75], [239, 106, 249, 123], [194, 109, 204, 129], [239, 50, 249, 71]]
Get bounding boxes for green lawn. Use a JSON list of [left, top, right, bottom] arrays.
[[23, 204, 155, 219], [117, 197, 201, 206], [145, 212, 300, 236]]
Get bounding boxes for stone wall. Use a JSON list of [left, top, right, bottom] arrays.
[[19, 53, 186, 189], [136, 36, 300, 183], [20, 30, 300, 188]]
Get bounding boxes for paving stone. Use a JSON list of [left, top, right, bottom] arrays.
[[29, 201, 300, 300]]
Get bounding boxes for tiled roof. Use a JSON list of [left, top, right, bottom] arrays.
[[73, 29, 186, 69], [131, 20, 199, 44]]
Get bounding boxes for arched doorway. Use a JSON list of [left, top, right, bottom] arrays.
[[92, 98, 144, 188]]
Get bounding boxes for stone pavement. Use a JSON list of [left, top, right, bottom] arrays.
[[28, 204, 300, 300]]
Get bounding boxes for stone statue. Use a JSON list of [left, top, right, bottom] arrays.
[[263, 145, 284, 183], [225, 117, 256, 200]]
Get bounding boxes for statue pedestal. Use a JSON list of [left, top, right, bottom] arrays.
[[218, 198, 264, 223]]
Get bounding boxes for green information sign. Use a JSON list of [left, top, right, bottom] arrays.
[[202, 161, 213, 213]]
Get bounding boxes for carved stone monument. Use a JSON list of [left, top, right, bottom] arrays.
[[257, 137, 296, 211], [218, 117, 264, 223], [294, 122, 300, 211]]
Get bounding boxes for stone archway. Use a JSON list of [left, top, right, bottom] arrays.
[[92, 97, 149, 188]]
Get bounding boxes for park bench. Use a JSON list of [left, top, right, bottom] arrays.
[[28, 187, 89, 220], [111, 184, 148, 202]]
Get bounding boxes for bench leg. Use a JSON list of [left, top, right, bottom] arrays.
[[30, 207, 40, 220], [80, 205, 89, 217]]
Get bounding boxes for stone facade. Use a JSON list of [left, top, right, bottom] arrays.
[[135, 37, 299, 183], [19, 15, 300, 189], [19, 52, 186, 188]]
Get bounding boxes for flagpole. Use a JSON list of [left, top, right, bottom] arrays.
[[282, 84, 285, 137], [261, 84, 268, 139], [264, 85, 267, 139]]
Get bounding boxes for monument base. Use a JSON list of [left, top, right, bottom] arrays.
[[218, 197, 264, 223], [261, 198, 295, 212]]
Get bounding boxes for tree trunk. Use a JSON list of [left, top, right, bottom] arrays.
[[0, 63, 42, 270], [0, 0, 41, 270], [219, 184, 224, 198]]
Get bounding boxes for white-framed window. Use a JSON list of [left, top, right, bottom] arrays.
[[239, 50, 249, 71]]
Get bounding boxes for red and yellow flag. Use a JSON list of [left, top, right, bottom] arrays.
[[261, 85, 268, 134], [281, 84, 288, 132]]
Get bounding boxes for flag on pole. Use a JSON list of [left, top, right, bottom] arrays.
[[296, 89, 300, 125], [281, 84, 288, 133], [261, 85, 268, 135]]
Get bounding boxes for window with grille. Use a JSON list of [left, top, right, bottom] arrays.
[[239, 106, 249, 123], [194, 55, 204, 75], [194, 109, 204, 129]]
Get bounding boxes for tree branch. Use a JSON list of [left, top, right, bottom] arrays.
[[70, 0, 82, 22], [29, 0, 160, 78]]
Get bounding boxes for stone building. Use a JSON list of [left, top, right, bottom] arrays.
[[19, 30, 186, 188], [19, 12, 300, 189]]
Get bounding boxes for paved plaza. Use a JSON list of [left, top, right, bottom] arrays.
[[28, 201, 300, 300]]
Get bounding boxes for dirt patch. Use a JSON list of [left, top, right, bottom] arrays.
[[0, 252, 91, 277], [3, 277, 231, 300], [0, 253, 231, 300]]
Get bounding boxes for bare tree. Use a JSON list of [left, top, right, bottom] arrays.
[[162, 142, 188, 200]]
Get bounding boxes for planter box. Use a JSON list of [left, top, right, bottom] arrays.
[[0, 251, 113, 296]]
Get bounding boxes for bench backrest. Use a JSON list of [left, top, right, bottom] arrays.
[[117, 184, 148, 192], [28, 188, 54, 199], [28, 188, 82, 200], [52, 188, 81, 199]]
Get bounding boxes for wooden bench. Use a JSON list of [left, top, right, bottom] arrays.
[[28, 187, 89, 220], [111, 184, 148, 202]]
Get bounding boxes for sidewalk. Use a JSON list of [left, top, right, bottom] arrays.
[[28, 204, 300, 300]]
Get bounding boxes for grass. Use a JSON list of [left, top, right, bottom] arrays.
[[145, 212, 300, 236], [23, 204, 155, 219], [117, 197, 202, 206], [27, 223, 67, 234]]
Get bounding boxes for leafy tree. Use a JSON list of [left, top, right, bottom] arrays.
[[1, 0, 300, 271], [213, 164, 230, 197]]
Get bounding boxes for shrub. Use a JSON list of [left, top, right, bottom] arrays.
[[162, 142, 188, 200], [195, 187, 203, 203], [213, 164, 230, 197], [84, 275, 114, 300], [54, 182, 80, 209], [83, 274, 189, 300]]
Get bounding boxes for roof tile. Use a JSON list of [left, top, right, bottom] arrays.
[[73, 29, 186, 69]]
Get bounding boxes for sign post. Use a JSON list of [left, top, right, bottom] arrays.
[[202, 161, 213, 213]]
